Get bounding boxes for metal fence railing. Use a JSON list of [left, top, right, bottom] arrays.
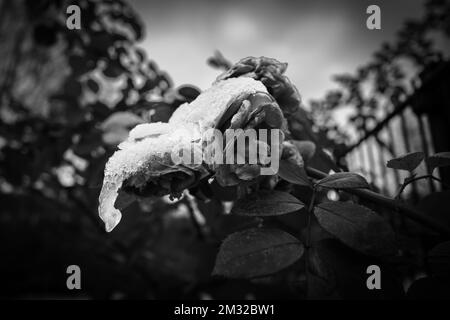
[[338, 61, 450, 200]]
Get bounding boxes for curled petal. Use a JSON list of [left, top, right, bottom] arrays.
[[282, 140, 304, 167], [217, 56, 301, 115], [98, 123, 207, 231]]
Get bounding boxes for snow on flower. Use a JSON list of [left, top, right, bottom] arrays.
[[98, 77, 282, 232]]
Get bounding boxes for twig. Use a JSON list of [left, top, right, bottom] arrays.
[[305, 167, 450, 237], [396, 174, 449, 198], [183, 191, 207, 240]]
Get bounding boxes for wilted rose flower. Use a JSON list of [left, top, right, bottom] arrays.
[[98, 77, 286, 231], [194, 84, 285, 186], [98, 56, 311, 232]]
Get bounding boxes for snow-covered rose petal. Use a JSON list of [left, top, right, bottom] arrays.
[[169, 77, 268, 130], [98, 77, 287, 231], [98, 122, 206, 231]]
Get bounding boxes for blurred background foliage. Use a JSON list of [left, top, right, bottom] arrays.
[[309, 0, 449, 159], [0, 0, 449, 299], [0, 0, 213, 298]]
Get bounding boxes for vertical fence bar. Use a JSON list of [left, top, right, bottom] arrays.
[[400, 111, 419, 201], [422, 114, 441, 188], [386, 122, 402, 191], [362, 143, 370, 181], [417, 113, 436, 193], [357, 138, 366, 177], [376, 133, 388, 195], [365, 139, 377, 185]]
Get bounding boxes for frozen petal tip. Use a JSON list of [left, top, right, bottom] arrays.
[[98, 179, 122, 232]]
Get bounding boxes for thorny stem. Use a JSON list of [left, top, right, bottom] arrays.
[[305, 167, 450, 237], [304, 187, 316, 299], [396, 174, 449, 198]]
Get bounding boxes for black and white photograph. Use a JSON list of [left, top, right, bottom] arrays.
[[1, 0, 450, 306]]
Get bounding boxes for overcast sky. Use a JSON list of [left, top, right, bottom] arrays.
[[129, 0, 424, 103]]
